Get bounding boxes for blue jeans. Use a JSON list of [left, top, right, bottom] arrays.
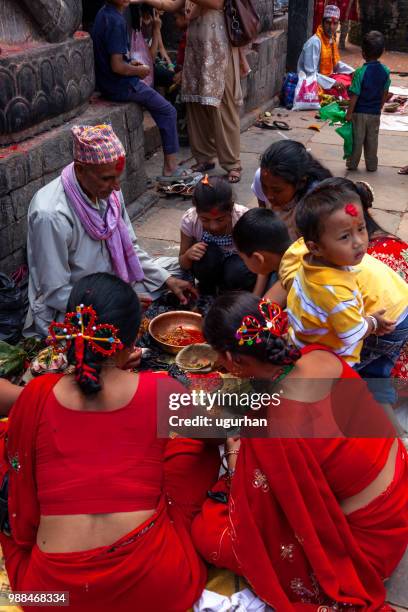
[[355, 312, 408, 404], [112, 81, 179, 155]]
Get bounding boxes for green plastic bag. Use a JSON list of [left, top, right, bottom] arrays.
[[336, 121, 354, 160], [319, 101, 346, 125]]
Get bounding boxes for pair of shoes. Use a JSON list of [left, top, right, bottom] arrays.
[[156, 167, 200, 184], [255, 119, 291, 131], [157, 173, 203, 197]]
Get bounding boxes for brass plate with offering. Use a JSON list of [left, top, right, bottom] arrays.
[[149, 311, 204, 354], [175, 343, 217, 373]]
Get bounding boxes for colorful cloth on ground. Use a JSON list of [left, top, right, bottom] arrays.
[[192, 346, 408, 611], [368, 235, 408, 380], [71, 125, 125, 165], [315, 25, 340, 76], [0, 374, 219, 611], [61, 163, 144, 284], [324, 72, 352, 98], [350, 62, 391, 115]]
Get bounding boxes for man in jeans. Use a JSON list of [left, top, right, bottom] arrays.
[[91, 0, 185, 178]]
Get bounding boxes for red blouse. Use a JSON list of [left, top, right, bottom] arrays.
[[36, 372, 168, 515]]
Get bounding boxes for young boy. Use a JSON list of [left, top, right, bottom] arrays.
[[232, 208, 291, 302], [91, 0, 182, 179], [346, 31, 390, 172]]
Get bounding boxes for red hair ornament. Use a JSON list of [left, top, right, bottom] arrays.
[[235, 300, 288, 346], [48, 305, 123, 383]]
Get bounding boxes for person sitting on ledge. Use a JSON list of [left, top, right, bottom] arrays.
[[25, 124, 194, 341], [297, 4, 354, 93], [91, 0, 189, 180]]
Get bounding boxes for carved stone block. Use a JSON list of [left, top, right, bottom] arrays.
[[0, 36, 95, 144]]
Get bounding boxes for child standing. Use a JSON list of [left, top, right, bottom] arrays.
[[287, 178, 408, 406], [346, 31, 390, 172], [179, 176, 256, 295]]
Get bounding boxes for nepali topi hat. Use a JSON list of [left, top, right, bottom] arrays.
[[72, 124, 126, 165], [323, 4, 340, 20]]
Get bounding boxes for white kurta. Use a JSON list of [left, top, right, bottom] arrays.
[[297, 34, 354, 89], [25, 175, 178, 337]]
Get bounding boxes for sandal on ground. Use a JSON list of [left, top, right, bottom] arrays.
[[255, 119, 291, 131], [226, 168, 242, 184], [398, 166, 408, 175], [156, 167, 198, 184], [190, 162, 216, 173]]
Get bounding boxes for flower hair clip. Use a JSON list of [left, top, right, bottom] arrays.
[[235, 300, 288, 346], [47, 304, 123, 357]]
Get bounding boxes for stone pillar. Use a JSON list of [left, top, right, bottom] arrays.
[[286, 0, 314, 71]]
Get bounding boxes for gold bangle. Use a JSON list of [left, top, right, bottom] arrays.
[[224, 449, 239, 457]]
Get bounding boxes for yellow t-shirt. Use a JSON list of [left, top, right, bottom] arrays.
[[287, 256, 367, 364], [281, 238, 408, 322]]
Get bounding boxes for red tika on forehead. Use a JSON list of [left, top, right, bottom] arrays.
[[116, 156, 125, 173], [209, 207, 221, 217], [345, 203, 358, 217]]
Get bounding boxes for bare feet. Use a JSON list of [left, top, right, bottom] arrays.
[[398, 165, 408, 175]]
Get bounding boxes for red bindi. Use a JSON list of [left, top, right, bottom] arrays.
[[116, 156, 125, 172], [344, 203, 358, 217], [209, 208, 220, 217]]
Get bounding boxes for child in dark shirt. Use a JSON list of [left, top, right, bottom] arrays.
[[346, 31, 390, 172]]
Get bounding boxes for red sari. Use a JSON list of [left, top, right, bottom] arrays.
[[192, 347, 408, 610], [0, 374, 219, 612], [368, 235, 408, 381]]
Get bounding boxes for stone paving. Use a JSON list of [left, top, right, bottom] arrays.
[[132, 81, 408, 611]]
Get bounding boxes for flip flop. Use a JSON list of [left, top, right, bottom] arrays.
[[156, 168, 199, 184], [255, 119, 291, 131]]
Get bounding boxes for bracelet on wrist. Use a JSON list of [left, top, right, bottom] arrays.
[[367, 315, 378, 333]]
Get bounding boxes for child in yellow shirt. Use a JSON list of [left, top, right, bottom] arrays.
[[233, 182, 408, 405], [288, 177, 408, 404]]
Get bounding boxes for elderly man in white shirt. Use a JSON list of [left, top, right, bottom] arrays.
[[25, 124, 194, 339], [297, 4, 354, 91]]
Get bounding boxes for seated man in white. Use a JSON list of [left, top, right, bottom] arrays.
[[25, 124, 193, 338], [297, 4, 354, 91]]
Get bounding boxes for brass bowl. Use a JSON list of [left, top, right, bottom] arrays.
[[148, 311, 204, 355]]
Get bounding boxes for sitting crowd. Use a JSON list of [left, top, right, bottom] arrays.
[[0, 115, 407, 611]]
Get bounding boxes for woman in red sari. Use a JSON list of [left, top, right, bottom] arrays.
[[192, 292, 408, 611], [361, 181, 408, 382], [0, 272, 218, 612]]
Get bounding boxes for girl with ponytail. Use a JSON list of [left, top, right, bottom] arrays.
[[191, 291, 408, 610], [251, 140, 332, 241]]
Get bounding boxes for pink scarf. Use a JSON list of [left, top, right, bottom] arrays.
[[61, 163, 144, 283]]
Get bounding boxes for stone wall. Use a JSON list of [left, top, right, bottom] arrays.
[[0, 100, 147, 275], [241, 25, 287, 114], [0, 18, 288, 276], [349, 0, 408, 51]]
